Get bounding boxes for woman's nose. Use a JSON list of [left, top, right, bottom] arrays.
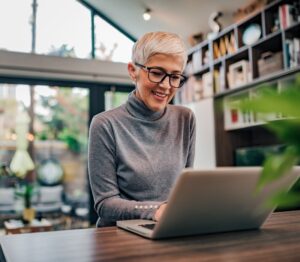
[[159, 75, 171, 89]]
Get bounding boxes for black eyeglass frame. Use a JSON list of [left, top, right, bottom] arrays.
[[134, 62, 187, 88]]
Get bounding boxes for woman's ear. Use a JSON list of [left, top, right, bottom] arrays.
[[128, 62, 137, 83]]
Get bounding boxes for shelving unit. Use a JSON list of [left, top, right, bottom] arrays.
[[177, 0, 300, 167], [223, 74, 292, 131]]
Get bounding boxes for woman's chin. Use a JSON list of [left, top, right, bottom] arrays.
[[148, 101, 167, 112]]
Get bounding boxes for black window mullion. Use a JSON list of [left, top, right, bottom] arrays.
[[91, 10, 96, 59]]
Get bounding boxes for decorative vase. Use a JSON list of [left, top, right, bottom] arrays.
[[23, 207, 35, 222]]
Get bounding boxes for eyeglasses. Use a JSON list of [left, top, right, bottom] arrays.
[[135, 62, 187, 88]]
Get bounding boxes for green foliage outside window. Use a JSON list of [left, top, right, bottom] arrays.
[[35, 87, 88, 154]]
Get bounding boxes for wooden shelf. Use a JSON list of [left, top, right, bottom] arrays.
[[251, 29, 282, 48], [193, 64, 210, 75], [284, 21, 300, 34], [178, 0, 300, 166], [215, 65, 300, 97]]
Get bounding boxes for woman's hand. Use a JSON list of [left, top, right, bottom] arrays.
[[154, 203, 167, 221]]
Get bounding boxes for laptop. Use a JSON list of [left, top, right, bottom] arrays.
[[117, 166, 300, 239]]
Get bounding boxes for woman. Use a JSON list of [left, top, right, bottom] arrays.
[[88, 31, 196, 227]]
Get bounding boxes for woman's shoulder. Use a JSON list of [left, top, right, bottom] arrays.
[[168, 104, 195, 118], [167, 105, 196, 131]]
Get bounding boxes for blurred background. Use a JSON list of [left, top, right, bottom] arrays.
[[1, 0, 299, 234]]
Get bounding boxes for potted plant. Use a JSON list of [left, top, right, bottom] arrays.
[[10, 110, 36, 222], [14, 171, 38, 223], [237, 73, 300, 208]]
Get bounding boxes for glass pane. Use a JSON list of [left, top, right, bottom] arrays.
[[0, 0, 32, 52], [36, 0, 91, 58], [105, 90, 129, 111], [33, 86, 89, 202], [94, 16, 134, 63], [0, 83, 89, 228]]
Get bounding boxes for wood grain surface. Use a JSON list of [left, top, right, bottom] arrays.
[[1, 210, 300, 262]]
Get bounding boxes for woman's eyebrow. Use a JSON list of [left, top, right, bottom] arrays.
[[150, 66, 182, 74]]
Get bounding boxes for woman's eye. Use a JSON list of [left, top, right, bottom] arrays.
[[171, 75, 180, 80], [151, 70, 164, 77]]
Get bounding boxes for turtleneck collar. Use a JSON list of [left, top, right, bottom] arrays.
[[125, 91, 166, 121]]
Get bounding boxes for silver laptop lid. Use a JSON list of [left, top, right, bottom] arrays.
[[151, 166, 299, 239]]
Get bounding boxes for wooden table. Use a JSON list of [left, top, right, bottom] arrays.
[[1, 210, 300, 262]]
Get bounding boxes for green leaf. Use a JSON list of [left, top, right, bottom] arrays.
[[257, 147, 299, 191], [267, 120, 300, 150], [238, 85, 300, 119], [266, 190, 300, 209], [235, 75, 300, 209], [296, 74, 300, 86]]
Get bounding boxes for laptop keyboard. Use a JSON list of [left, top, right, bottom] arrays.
[[139, 223, 156, 230]]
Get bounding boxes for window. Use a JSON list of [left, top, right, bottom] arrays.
[[0, 0, 134, 227], [36, 0, 91, 58], [0, 83, 89, 223], [0, 0, 32, 52], [105, 89, 129, 111], [94, 16, 134, 63], [0, 0, 134, 62]]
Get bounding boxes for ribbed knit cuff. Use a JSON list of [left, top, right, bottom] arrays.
[[139, 201, 167, 220]]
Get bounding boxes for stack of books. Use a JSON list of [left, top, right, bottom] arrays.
[[279, 3, 300, 29], [285, 37, 300, 68]]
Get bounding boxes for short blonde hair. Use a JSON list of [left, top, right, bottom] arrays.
[[132, 31, 187, 69]]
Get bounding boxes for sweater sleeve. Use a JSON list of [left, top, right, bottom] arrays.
[[186, 110, 196, 168], [88, 115, 163, 226]]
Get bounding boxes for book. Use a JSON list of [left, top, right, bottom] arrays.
[[202, 71, 214, 97], [194, 77, 203, 101], [285, 40, 293, 68], [213, 69, 220, 94], [279, 4, 297, 29], [203, 49, 210, 65], [219, 65, 226, 92], [229, 32, 237, 53], [213, 42, 221, 59], [185, 61, 193, 76], [213, 65, 225, 94], [192, 50, 202, 73], [224, 35, 233, 55], [219, 38, 227, 57], [284, 37, 300, 69], [294, 38, 300, 67]]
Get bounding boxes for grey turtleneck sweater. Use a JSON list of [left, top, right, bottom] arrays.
[[88, 91, 196, 227]]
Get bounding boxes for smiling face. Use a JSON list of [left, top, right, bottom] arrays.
[[128, 53, 184, 112]]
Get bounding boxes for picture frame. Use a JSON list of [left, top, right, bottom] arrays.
[[228, 60, 250, 89]]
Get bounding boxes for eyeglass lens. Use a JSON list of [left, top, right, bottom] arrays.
[[148, 68, 185, 88]]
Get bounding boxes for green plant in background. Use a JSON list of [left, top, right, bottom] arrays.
[[1, 164, 38, 212], [237, 73, 300, 208], [58, 130, 81, 153], [15, 181, 36, 209], [36, 87, 88, 154]]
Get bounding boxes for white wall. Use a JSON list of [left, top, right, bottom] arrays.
[[187, 98, 216, 169]]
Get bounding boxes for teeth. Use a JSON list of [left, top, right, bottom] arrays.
[[153, 91, 167, 97]]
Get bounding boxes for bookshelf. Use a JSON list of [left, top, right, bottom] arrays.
[[177, 0, 300, 167], [223, 71, 296, 131]]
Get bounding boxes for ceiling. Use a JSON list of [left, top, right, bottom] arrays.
[[84, 0, 248, 47]]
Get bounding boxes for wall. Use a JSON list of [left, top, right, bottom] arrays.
[[186, 98, 216, 169]]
